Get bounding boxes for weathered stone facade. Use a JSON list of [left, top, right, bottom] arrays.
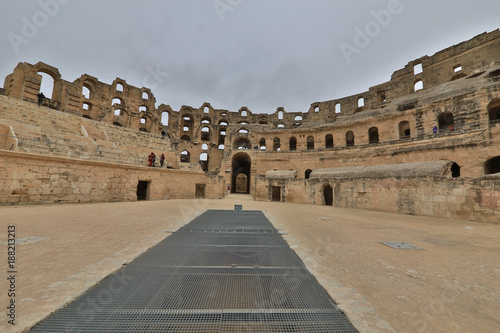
[[1, 30, 500, 222]]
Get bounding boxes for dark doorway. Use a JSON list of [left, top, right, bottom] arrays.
[[324, 185, 333, 206], [137, 181, 149, 201], [195, 184, 206, 199], [485, 156, 500, 174], [305, 169, 312, 179], [231, 153, 251, 194], [271, 186, 281, 202], [451, 163, 460, 178]]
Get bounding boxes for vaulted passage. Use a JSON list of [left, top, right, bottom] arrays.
[[28, 210, 357, 332], [231, 153, 251, 194]]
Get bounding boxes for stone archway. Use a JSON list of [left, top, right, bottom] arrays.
[[231, 152, 251, 194]]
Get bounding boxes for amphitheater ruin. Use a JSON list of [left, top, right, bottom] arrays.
[[1, 30, 500, 222]]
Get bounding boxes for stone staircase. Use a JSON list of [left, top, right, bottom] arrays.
[[0, 95, 179, 168]]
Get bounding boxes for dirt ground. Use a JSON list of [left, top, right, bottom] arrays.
[[0, 195, 499, 333]]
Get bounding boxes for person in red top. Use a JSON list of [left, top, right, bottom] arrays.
[[148, 152, 154, 167], [160, 153, 165, 167]]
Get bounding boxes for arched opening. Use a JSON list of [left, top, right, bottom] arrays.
[[346, 131, 354, 146], [218, 130, 226, 145], [201, 127, 210, 141], [112, 98, 122, 106], [289, 137, 297, 151], [232, 153, 251, 194], [259, 118, 268, 124], [82, 85, 91, 99], [201, 118, 211, 125], [199, 153, 209, 171], [161, 111, 169, 126], [140, 117, 147, 125], [273, 137, 281, 151], [484, 156, 500, 175], [37, 71, 55, 99], [277, 124, 285, 129], [438, 112, 455, 131], [307, 136, 314, 150], [218, 144, 225, 150], [116, 83, 124, 92], [399, 121, 411, 139], [414, 80, 423, 92], [202, 143, 208, 150], [113, 122, 122, 127], [335, 103, 341, 114], [83, 102, 91, 111], [180, 150, 190, 163], [451, 162, 460, 178], [278, 110, 284, 120], [369, 127, 379, 144], [241, 110, 248, 117], [314, 106, 320, 112], [259, 138, 266, 150], [235, 174, 248, 193], [488, 100, 500, 122], [324, 185, 333, 206], [181, 135, 190, 141], [142, 91, 149, 100], [305, 169, 312, 179], [238, 128, 249, 134], [358, 97, 365, 107], [139, 106, 147, 113], [83, 115, 92, 120], [233, 138, 251, 150], [139, 127, 148, 132], [114, 109, 122, 116], [325, 134, 333, 148]]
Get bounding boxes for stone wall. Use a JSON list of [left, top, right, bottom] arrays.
[[254, 174, 500, 223], [0, 150, 223, 205]]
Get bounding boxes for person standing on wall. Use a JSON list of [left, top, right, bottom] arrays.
[[37, 92, 45, 106], [148, 152, 154, 167], [160, 153, 165, 167]]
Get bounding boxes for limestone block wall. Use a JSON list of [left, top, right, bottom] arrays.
[[254, 175, 500, 223], [0, 150, 222, 205]]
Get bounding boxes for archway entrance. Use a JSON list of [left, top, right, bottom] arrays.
[[137, 181, 149, 201], [324, 185, 333, 206], [231, 153, 251, 194]]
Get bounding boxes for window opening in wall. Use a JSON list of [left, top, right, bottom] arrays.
[[307, 136, 314, 150], [218, 144, 225, 150], [278, 111, 284, 120], [139, 106, 147, 112], [82, 86, 90, 99], [142, 91, 149, 100], [234, 138, 251, 150], [488, 100, 500, 122], [335, 103, 341, 114], [453, 65, 463, 72], [346, 131, 354, 146], [161, 112, 169, 126], [289, 137, 297, 151], [199, 153, 209, 171], [137, 181, 149, 201], [232, 153, 251, 194], [181, 135, 190, 141], [273, 137, 280, 151], [377, 91, 387, 103], [305, 169, 312, 179], [315, 106, 320, 112], [113, 122, 122, 127], [325, 134, 334, 148], [369, 127, 379, 144], [414, 80, 423, 92], [484, 156, 500, 175], [259, 119, 268, 124], [324, 185, 333, 206], [202, 143, 208, 150], [238, 128, 249, 134], [139, 127, 147, 132], [219, 121, 228, 127], [241, 110, 248, 117], [438, 112, 455, 130], [259, 138, 266, 150], [116, 83, 124, 92], [38, 72, 54, 99], [277, 124, 285, 128], [201, 127, 210, 141], [180, 150, 190, 162], [204, 106, 210, 113], [112, 98, 122, 106], [114, 109, 121, 116], [140, 118, 146, 124], [202, 119, 210, 124], [451, 163, 460, 178], [83, 103, 90, 111], [399, 121, 411, 139], [271, 186, 281, 202], [183, 126, 189, 132], [414, 63, 423, 75], [358, 97, 365, 107]]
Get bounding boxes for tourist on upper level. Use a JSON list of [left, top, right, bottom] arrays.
[[160, 153, 165, 167], [432, 126, 438, 135], [37, 92, 45, 106], [148, 152, 154, 167]]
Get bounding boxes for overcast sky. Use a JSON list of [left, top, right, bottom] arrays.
[[1, 0, 499, 114]]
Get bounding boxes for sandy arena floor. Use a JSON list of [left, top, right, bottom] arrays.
[[1, 195, 499, 333]]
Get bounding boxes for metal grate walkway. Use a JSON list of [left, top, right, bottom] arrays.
[[29, 209, 358, 332]]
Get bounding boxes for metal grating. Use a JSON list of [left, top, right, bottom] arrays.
[[380, 241, 425, 250], [29, 209, 358, 332]]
